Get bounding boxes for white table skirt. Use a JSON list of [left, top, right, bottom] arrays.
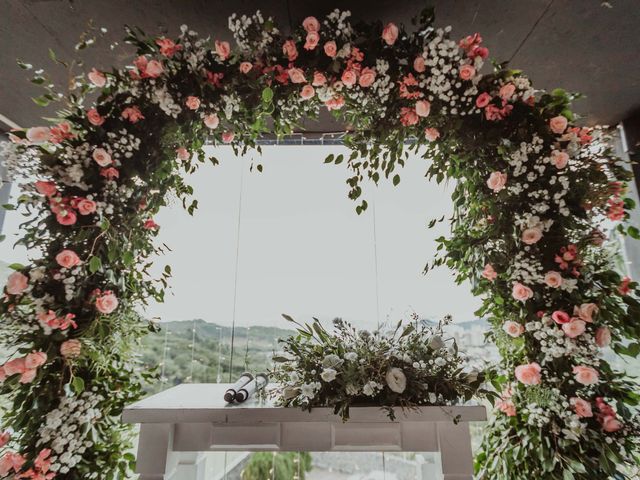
[[122, 383, 486, 480]]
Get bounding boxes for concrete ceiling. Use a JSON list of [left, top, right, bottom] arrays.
[[1, 0, 639, 131]]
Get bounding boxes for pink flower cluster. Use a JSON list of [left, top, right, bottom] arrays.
[[0, 448, 54, 479], [92, 289, 119, 315], [37, 310, 77, 331], [554, 244, 581, 277], [0, 352, 47, 384], [35, 181, 96, 226]]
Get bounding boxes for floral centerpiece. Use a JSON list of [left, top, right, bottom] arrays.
[[270, 315, 487, 420]]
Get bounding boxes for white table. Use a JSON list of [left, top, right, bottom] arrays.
[[122, 383, 485, 480]]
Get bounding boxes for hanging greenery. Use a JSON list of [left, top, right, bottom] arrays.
[[0, 5, 639, 479]]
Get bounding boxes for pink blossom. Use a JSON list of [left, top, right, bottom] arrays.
[[497, 399, 516, 416], [26, 126, 51, 144], [215, 40, 231, 60], [515, 362, 542, 385], [459, 64, 475, 80], [204, 113, 220, 130], [503, 321, 524, 338], [521, 227, 542, 245], [601, 415, 622, 432], [121, 105, 145, 123], [92, 148, 112, 167], [595, 326, 612, 347], [424, 128, 440, 142], [512, 282, 533, 302], [562, 318, 586, 338], [486, 171, 507, 192], [56, 249, 81, 269], [302, 16, 320, 32], [88, 68, 107, 87], [19, 368, 37, 384], [551, 310, 571, 324], [144, 219, 159, 230], [325, 96, 345, 111], [381, 22, 399, 45], [499, 83, 516, 100], [0, 431, 9, 448], [573, 303, 598, 323], [304, 31, 320, 50], [413, 56, 426, 73], [312, 71, 327, 86], [481, 263, 497, 281], [341, 69, 357, 87], [77, 198, 96, 215], [156, 37, 182, 57], [96, 291, 119, 314], [282, 39, 298, 61], [100, 167, 120, 180], [551, 150, 569, 169], [3, 357, 26, 376], [570, 397, 593, 418], [415, 100, 431, 117], [0, 451, 25, 476], [185, 96, 200, 110], [300, 85, 315, 100], [544, 271, 563, 288], [239, 62, 253, 74], [176, 147, 190, 161], [25, 352, 47, 369], [573, 365, 599, 385], [35, 181, 57, 198], [400, 107, 419, 126], [324, 41, 337, 58], [50, 122, 74, 143], [288, 67, 306, 84], [549, 115, 568, 134], [56, 209, 77, 226], [476, 92, 492, 108], [87, 108, 105, 126], [618, 276, 632, 295], [144, 59, 164, 78], [222, 131, 235, 143], [358, 67, 376, 88], [6, 272, 28, 296], [60, 339, 82, 359]]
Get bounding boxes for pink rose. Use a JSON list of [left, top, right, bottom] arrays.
[[121, 106, 145, 123], [358, 67, 376, 88], [459, 64, 476, 80], [551, 310, 571, 324], [282, 39, 298, 61], [56, 210, 77, 226], [288, 67, 306, 84], [544, 271, 563, 288], [304, 31, 320, 50], [521, 227, 542, 245], [204, 113, 220, 130], [424, 128, 440, 142], [35, 181, 57, 198], [551, 150, 569, 169], [92, 148, 112, 167], [413, 56, 426, 73], [382, 22, 399, 45], [573, 365, 599, 385], [0, 431, 10, 448], [176, 147, 190, 161], [300, 85, 315, 100], [503, 321, 524, 338], [3, 357, 26, 376], [25, 351, 47, 369], [88, 68, 107, 87], [222, 131, 235, 143], [595, 326, 611, 347], [497, 399, 516, 416], [515, 362, 542, 385], [156, 37, 182, 57], [499, 83, 516, 100], [60, 339, 82, 359], [512, 282, 533, 302], [239, 62, 253, 74], [26, 126, 51, 144], [341, 69, 357, 87], [56, 249, 81, 269], [325, 95, 345, 111], [323, 41, 337, 58], [6, 272, 28, 296], [77, 198, 96, 215], [415, 100, 431, 117], [562, 318, 586, 338], [570, 397, 593, 418], [215, 40, 231, 60], [486, 171, 507, 192], [96, 292, 119, 314], [302, 16, 320, 32], [144, 60, 164, 78], [185, 96, 200, 110], [19, 369, 37, 384], [476, 92, 492, 108], [481, 263, 497, 281], [573, 303, 598, 323], [601, 415, 622, 432], [312, 71, 327, 86], [549, 115, 568, 134], [87, 108, 105, 126], [400, 107, 419, 126]]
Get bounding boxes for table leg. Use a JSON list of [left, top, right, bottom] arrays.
[[136, 423, 180, 480], [436, 421, 474, 480]]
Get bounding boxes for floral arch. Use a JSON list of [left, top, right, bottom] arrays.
[[1, 6, 639, 479]]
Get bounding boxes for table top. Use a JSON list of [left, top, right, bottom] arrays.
[[122, 383, 486, 424]]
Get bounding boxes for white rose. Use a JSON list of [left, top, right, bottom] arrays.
[[385, 368, 407, 394], [344, 352, 358, 361], [300, 383, 316, 399], [320, 368, 337, 382], [322, 354, 343, 368]]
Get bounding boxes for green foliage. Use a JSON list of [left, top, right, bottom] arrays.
[[241, 452, 312, 480]]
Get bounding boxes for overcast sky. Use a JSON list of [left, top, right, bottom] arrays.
[[0, 145, 481, 330]]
